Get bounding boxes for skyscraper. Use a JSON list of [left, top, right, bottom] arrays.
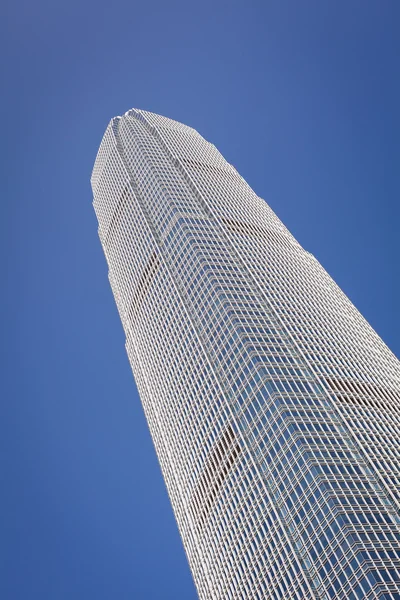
[[91, 109, 400, 600]]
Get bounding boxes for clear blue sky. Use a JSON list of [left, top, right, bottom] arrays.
[[2, 1, 399, 599]]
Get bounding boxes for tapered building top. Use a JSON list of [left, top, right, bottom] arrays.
[[92, 109, 400, 600]]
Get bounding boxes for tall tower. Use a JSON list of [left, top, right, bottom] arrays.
[[91, 109, 400, 600]]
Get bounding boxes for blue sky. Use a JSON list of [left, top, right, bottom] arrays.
[[2, 1, 399, 599]]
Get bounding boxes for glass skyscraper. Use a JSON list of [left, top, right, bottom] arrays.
[[91, 109, 400, 599]]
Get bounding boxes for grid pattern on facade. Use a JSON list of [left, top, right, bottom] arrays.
[[91, 109, 400, 600]]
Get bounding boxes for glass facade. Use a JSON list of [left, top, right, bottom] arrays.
[[91, 109, 400, 599]]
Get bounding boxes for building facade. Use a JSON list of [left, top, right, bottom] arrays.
[[91, 109, 400, 600]]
